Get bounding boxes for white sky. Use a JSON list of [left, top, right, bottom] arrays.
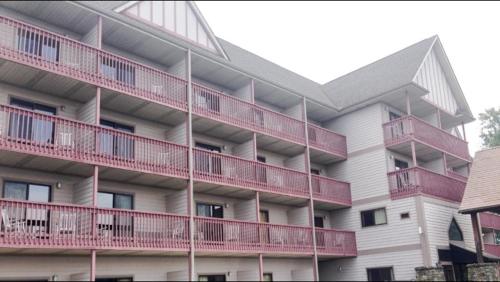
[[196, 1, 500, 155]]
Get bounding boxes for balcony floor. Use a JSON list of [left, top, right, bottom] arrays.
[[386, 139, 469, 168], [193, 181, 309, 206], [0, 150, 187, 189]]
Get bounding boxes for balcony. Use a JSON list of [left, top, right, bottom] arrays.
[[0, 199, 190, 252], [0, 16, 188, 111], [387, 167, 466, 203], [193, 148, 309, 198], [315, 228, 357, 257], [383, 116, 470, 164], [0, 104, 189, 179], [480, 212, 500, 231], [194, 217, 314, 255], [192, 83, 306, 145], [311, 175, 351, 207], [307, 124, 347, 162]]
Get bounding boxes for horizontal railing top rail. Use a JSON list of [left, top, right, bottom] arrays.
[[307, 123, 347, 158], [191, 83, 306, 144], [383, 115, 470, 160], [0, 16, 188, 110], [0, 104, 189, 178]]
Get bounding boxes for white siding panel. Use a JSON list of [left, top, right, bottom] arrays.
[[186, 5, 197, 41], [423, 200, 475, 265], [414, 49, 459, 114], [175, 1, 187, 37], [163, 1, 175, 31], [330, 198, 420, 251], [325, 103, 384, 153], [319, 249, 423, 281]]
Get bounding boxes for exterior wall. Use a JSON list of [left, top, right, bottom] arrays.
[[195, 257, 259, 281], [422, 199, 476, 265], [263, 258, 315, 281], [0, 255, 188, 281], [319, 249, 423, 281], [414, 48, 459, 115]]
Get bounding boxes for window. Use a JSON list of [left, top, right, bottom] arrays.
[[17, 29, 60, 62], [9, 98, 56, 144], [389, 112, 401, 121], [263, 273, 273, 282], [310, 169, 320, 175], [448, 218, 464, 241], [361, 208, 387, 227], [495, 231, 500, 245], [99, 119, 135, 160], [195, 142, 222, 175], [314, 216, 324, 228], [260, 210, 269, 223], [4, 181, 51, 202], [198, 275, 226, 282], [367, 267, 394, 281], [394, 159, 409, 170], [196, 203, 223, 218], [101, 58, 135, 86], [400, 212, 410, 219], [97, 192, 134, 238]]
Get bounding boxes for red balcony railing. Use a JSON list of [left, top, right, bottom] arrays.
[[0, 16, 188, 110], [194, 217, 314, 254], [311, 175, 351, 206], [307, 124, 347, 158], [383, 116, 470, 161], [0, 199, 190, 251], [388, 167, 466, 203], [192, 83, 306, 144], [193, 148, 309, 197], [0, 105, 189, 178], [315, 228, 357, 256], [480, 213, 500, 230], [484, 244, 500, 257]]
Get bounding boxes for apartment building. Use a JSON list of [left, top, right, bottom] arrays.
[[0, 1, 477, 281]]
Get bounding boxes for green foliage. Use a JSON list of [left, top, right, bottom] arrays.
[[479, 107, 500, 148]]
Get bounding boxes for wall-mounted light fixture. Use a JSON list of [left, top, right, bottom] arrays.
[[55, 182, 62, 189]]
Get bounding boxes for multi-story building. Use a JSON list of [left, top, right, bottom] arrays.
[[0, 1, 476, 281]]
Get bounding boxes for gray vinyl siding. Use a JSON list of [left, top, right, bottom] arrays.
[[195, 257, 259, 282], [166, 122, 187, 145], [167, 57, 187, 78], [259, 202, 290, 225], [423, 200, 476, 265], [236, 270, 260, 281], [282, 103, 303, 121], [73, 176, 94, 206], [233, 81, 253, 102], [287, 206, 310, 227], [329, 197, 420, 251], [319, 249, 423, 281], [284, 153, 306, 172], [232, 139, 254, 160], [100, 109, 169, 141], [80, 21, 100, 47], [325, 103, 384, 153], [77, 96, 97, 124], [234, 198, 257, 221], [263, 258, 314, 281], [292, 268, 314, 281], [165, 189, 188, 215], [167, 270, 189, 282]]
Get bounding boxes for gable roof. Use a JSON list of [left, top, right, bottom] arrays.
[[321, 36, 437, 109], [459, 147, 500, 214]]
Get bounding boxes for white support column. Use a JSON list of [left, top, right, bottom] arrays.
[[406, 92, 412, 115], [302, 97, 319, 281], [185, 49, 195, 281], [436, 108, 442, 129]]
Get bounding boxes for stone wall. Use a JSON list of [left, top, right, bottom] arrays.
[[415, 267, 445, 281], [467, 263, 500, 281]]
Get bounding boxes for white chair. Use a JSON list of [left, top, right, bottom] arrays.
[[1, 208, 26, 233], [56, 212, 77, 235], [171, 221, 185, 239]]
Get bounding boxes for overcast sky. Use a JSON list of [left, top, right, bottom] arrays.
[[196, 1, 500, 155]]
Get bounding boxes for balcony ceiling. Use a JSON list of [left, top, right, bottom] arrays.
[[192, 115, 254, 144], [387, 141, 469, 168], [0, 1, 98, 35], [192, 54, 252, 91], [256, 134, 305, 157], [254, 80, 303, 110]]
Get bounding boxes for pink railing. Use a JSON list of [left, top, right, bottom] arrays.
[[387, 167, 466, 202], [193, 148, 309, 197], [0, 16, 187, 110], [447, 170, 468, 182], [480, 213, 500, 230], [0, 104, 189, 178], [383, 116, 470, 161], [311, 175, 351, 206], [484, 244, 500, 257], [315, 228, 357, 256], [192, 83, 306, 144], [194, 217, 314, 254], [307, 124, 347, 158], [0, 199, 190, 251]]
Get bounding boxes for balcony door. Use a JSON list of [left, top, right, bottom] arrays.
[[256, 156, 267, 183], [310, 168, 321, 194], [259, 209, 270, 245], [195, 142, 222, 176], [17, 29, 60, 62], [8, 98, 56, 144], [99, 119, 135, 161], [314, 216, 325, 248], [196, 203, 223, 242], [97, 192, 134, 238], [394, 159, 410, 190], [3, 181, 51, 235], [389, 111, 404, 139]]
